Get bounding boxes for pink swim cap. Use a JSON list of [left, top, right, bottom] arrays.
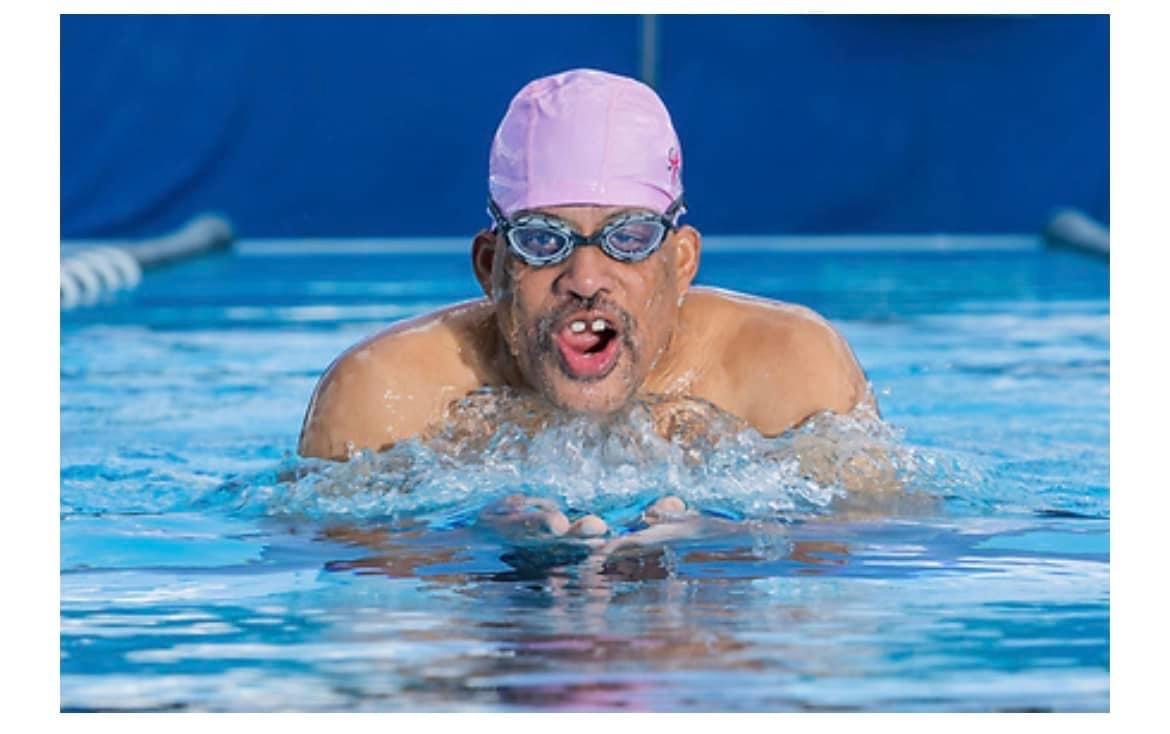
[[489, 68, 684, 217]]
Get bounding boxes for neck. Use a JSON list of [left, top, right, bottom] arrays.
[[641, 296, 700, 398]]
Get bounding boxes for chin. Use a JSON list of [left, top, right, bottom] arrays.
[[542, 373, 636, 415], [550, 392, 630, 415]]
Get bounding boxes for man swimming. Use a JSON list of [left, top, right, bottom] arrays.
[[298, 68, 875, 539]]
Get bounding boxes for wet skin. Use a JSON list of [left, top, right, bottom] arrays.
[[298, 204, 875, 541]]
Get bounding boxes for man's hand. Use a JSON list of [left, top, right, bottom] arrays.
[[477, 494, 710, 558], [477, 494, 609, 542]]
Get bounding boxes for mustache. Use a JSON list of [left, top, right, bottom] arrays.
[[533, 295, 638, 352]]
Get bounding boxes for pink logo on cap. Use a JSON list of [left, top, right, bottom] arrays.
[[667, 147, 681, 187], [489, 68, 684, 217]]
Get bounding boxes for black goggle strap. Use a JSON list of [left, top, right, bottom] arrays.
[[486, 197, 507, 231], [663, 195, 687, 228]]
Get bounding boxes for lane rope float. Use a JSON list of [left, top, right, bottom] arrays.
[[61, 214, 233, 310]]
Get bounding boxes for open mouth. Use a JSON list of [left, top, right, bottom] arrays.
[[553, 313, 622, 380]]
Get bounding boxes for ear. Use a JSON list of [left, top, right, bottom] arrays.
[[669, 225, 702, 292], [471, 228, 500, 297]]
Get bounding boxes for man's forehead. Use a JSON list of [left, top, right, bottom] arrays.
[[517, 203, 651, 223]]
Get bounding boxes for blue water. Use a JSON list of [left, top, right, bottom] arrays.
[[60, 242, 1109, 711]]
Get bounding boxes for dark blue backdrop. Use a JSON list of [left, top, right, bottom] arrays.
[[61, 14, 1108, 239]]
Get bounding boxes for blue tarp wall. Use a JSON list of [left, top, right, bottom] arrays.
[[61, 14, 1108, 238]]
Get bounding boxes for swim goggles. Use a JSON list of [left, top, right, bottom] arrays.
[[487, 195, 687, 267]]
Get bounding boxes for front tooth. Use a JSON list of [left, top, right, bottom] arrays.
[[591, 318, 607, 333], [570, 320, 587, 333]]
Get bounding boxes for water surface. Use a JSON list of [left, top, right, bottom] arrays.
[[61, 244, 1109, 711]]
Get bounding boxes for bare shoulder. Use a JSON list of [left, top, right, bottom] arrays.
[[297, 299, 493, 460], [687, 287, 870, 435]]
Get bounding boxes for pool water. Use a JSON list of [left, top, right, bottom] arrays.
[[60, 241, 1109, 711]]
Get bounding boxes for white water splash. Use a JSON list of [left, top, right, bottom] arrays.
[[223, 387, 968, 527]]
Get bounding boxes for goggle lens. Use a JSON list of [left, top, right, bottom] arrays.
[[488, 196, 685, 267], [508, 226, 571, 261], [604, 221, 666, 257]]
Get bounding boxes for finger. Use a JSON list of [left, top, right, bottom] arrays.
[[567, 514, 608, 538], [479, 495, 570, 539], [643, 495, 688, 524]]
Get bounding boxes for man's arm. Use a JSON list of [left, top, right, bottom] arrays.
[[734, 308, 903, 495], [736, 306, 871, 436], [299, 301, 501, 460], [297, 332, 455, 460]]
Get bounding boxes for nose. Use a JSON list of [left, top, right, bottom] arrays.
[[552, 243, 616, 301]]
